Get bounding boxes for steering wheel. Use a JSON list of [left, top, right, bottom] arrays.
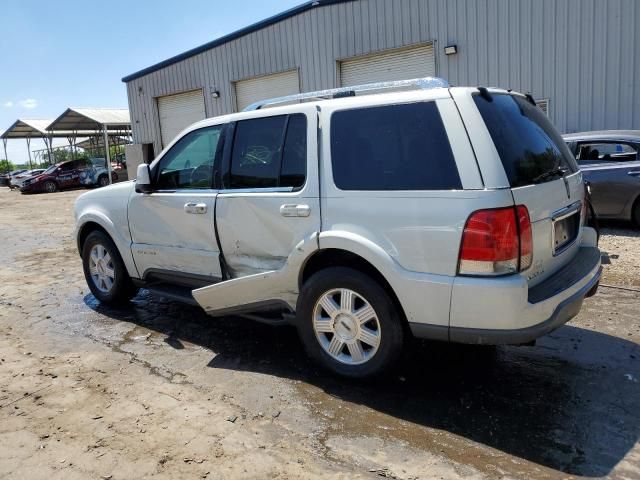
[[190, 164, 212, 186]]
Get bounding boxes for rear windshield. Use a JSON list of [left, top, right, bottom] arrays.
[[330, 102, 462, 191], [474, 93, 578, 188]]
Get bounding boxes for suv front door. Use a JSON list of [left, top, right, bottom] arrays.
[[128, 125, 224, 284]]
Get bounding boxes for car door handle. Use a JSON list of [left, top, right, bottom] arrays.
[[628, 170, 640, 177], [280, 204, 311, 217], [184, 202, 207, 214]]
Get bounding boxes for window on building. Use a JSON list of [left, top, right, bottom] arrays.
[[156, 126, 222, 190], [229, 114, 307, 189], [330, 102, 461, 190], [575, 142, 638, 165], [535, 99, 549, 116]]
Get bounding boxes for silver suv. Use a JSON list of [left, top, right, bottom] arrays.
[[74, 78, 601, 378]]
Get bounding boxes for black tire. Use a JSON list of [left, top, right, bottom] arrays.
[[296, 267, 404, 379], [43, 181, 57, 193], [82, 230, 139, 305], [98, 175, 109, 188], [633, 198, 640, 227]]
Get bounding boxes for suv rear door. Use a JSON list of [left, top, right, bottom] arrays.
[[192, 106, 319, 314], [453, 89, 584, 287]]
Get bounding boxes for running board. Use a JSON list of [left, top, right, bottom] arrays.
[[146, 284, 199, 306], [192, 270, 296, 316]]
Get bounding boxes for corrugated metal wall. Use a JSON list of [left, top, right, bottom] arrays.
[[126, 0, 640, 155]]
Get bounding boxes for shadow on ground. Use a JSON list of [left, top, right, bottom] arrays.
[[86, 291, 640, 477]]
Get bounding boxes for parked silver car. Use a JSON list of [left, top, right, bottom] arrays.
[[564, 130, 640, 225]]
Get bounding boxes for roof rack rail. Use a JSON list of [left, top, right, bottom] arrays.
[[243, 76, 450, 111]]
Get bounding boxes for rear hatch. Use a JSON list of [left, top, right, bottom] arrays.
[[472, 91, 584, 287]]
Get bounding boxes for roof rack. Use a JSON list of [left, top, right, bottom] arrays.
[[243, 76, 450, 111]]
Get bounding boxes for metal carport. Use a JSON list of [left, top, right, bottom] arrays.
[[0, 119, 102, 171], [47, 108, 131, 184]]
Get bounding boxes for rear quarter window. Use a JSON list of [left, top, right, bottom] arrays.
[[474, 93, 578, 187], [330, 102, 461, 190]]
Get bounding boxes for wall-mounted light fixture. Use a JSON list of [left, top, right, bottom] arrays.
[[444, 44, 458, 55], [211, 88, 220, 98]]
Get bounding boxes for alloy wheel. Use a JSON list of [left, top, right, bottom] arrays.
[[312, 288, 381, 365], [88, 244, 116, 293]]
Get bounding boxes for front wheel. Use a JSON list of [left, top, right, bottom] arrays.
[[296, 267, 404, 379], [43, 181, 57, 193], [82, 230, 138, 305]]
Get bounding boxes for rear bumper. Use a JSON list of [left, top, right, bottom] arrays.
[[410, 244, 601, 344], [448, 261, 601, 344]]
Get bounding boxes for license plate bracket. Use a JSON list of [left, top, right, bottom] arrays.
[[553, 207, 580, 255]]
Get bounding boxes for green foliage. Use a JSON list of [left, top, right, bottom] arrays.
[[0, 159, 15, 173]]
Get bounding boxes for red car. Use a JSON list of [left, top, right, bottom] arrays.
[[20, 159, 117, 194]]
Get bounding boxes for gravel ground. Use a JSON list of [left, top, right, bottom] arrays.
[[0, 187, 639, 480], [599, 224, 640, 287]]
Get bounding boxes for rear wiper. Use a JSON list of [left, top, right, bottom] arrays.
[[532, 167, 567, 184]]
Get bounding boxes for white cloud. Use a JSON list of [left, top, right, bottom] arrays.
[[18, 98, 38, 109], [2, 101, 13, 107]]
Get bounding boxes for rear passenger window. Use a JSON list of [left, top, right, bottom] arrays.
[[474, 93, 578, 187], [330, 102, 461, 190], [229, 114, 307, 189]]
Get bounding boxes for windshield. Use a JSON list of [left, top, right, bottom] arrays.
[[43, 165, 58, 174], [474, 93, 578, 187]]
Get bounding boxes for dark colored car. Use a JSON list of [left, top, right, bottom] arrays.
[[20, 159, 117, 194], [564, 130, 640, 225]]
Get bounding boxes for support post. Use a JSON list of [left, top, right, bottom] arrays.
[[103, 125, 112, 185], [26, 137, 33, 169]]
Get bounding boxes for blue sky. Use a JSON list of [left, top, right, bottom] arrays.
[[0, 0, 301, 164]]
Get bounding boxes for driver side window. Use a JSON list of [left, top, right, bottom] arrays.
[[156, 126, 222, 190]]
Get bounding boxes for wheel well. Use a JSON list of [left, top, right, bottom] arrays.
[[300, 249, 410, 331], [77, 221, 109, 254], [632, 193, 640, 222]]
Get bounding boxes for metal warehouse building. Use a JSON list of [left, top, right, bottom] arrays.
[[123, 0, 640, 161]]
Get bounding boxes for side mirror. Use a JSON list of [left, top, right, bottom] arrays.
[[135, 164, 153, 194]]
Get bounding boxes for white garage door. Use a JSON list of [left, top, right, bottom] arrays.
[[340, 44, 436, 87], [157, 90, 206, 148], [235, 70, 300, 111]]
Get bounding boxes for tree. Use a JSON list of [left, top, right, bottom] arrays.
[[0, 159, 15, 173]]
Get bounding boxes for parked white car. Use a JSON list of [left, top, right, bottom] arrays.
[[74, 78, 601, 378], [9, 169, 46, 189]]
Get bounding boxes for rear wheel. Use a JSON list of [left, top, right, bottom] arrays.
[[296, 267, 404, 379], [82, 230, 138, 305], [44, 181, 57, 193]]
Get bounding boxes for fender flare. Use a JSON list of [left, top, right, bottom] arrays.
[[75, 211, 139, 278]]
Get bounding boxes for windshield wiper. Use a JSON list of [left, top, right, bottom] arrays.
[[532, 167, 567, 184]]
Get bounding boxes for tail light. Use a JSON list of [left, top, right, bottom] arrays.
[[458, 205, 533, 276]]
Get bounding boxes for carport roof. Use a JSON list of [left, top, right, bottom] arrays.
[[76, 135, 131, 150], [0, 119, 87, 139], [47, 108, 131, 132]]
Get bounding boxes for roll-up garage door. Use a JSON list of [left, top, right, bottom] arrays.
[[235, 70, 300, 111], [340, 44, 435, 87], [157, 89, 206, 147]]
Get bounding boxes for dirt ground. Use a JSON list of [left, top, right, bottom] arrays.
[[0, 187, 638, 480]]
